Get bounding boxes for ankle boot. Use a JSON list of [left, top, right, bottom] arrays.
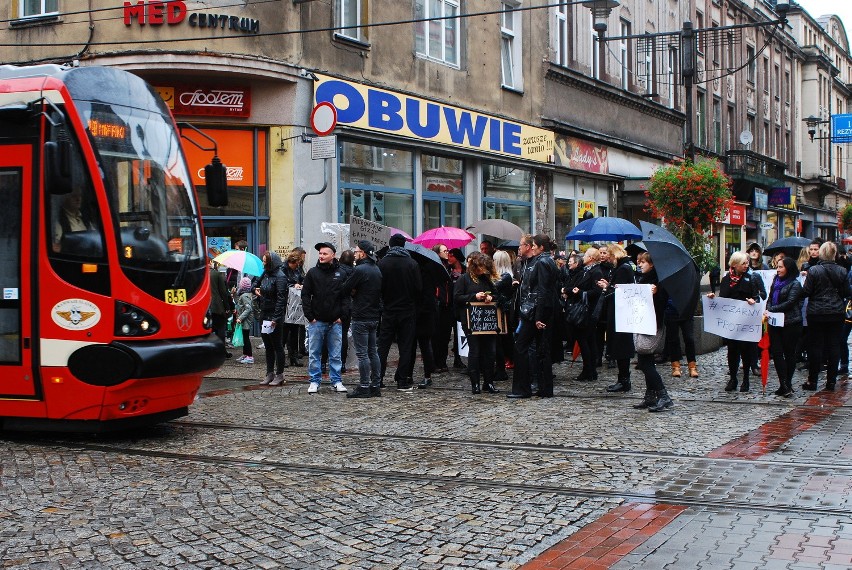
[[470, 375, 481, 394], [260, 372, 275, 385], [269, 373, 286, 386], [725, 376, 738, 392], [739, 377, 750, 392], [633, 389, 657, 409], [688, 361, 699, 378], [671, 362, 682, 378], [483, 380, 500, 393], [606, 376, 631, 393], [648, 389, 673, 412]]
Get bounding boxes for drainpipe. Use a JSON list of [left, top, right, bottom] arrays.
[[299, 157, 329, 247]]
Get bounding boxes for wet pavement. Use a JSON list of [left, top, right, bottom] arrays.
[[1, 336, 851, 569]]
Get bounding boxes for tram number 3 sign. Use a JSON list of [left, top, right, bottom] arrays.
[[466, 302, 508, 335], [164, 288, 188, 305]]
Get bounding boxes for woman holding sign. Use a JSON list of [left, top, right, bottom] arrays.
[[598, 244, 637, 394], [634, 252, 673, 412], [707, 251, 761, 392], [454, 252, 501, 395], [765, 256, 803, 397]]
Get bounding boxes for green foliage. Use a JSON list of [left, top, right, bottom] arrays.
[[840, 204, 852, 232]]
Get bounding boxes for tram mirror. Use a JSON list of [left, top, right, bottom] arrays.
[[204, 156, 228, 208], [44, 139, 73, 195]]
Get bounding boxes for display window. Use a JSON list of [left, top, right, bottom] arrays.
[[482, 163, 532, 233]]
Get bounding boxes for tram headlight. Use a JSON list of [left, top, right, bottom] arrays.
[[115, 301, 160, 337]]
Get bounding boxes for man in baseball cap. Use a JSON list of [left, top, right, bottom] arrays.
[[314, 241, 337, 254]]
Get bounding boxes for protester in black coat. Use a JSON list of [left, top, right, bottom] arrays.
[[377, 234, 422, 390], [633, 252, 673, 412], [281, 252, 305, 366], [566, 249, 605, 381], [766, 256, 804, 397], [802, 241, 851, 391], [600, 245, 637, 393], [508, 234, 560, 399], [256, 251, 288, 385], [707, 251, 761, 392], [341, 240, 383, 397], [454, 253, 501, 394]]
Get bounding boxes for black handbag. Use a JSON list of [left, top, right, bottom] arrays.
[[565, 292, 590, 327], [519, 293, 537, 321]]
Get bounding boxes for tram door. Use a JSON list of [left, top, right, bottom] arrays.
[[0, 145, 36, 397]]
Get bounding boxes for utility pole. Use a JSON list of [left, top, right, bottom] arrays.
[[681, 21, 696, 163]]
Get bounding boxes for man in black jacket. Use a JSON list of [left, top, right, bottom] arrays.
[[377, 233, 422, 391], [342, 240, 384, 398], [302, 242, 348, 394]]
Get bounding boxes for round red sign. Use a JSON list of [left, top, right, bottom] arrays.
[[310, 102, 337, 136]]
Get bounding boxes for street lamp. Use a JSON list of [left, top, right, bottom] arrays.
[[804, 115, 830, 142], [582, 0, 620, 80]]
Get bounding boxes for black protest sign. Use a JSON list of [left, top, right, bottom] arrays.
[[466, 302, 508, 335]]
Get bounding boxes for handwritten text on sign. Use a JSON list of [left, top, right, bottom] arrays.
[[702, 296, 764, 342], [614, 284, 656, 335], [350, 216, 390, 248], [466, 303, 508, 335]]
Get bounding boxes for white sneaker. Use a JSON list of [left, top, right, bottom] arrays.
[[307, 382, 319, 394], [331, 382, 348, 393], [241, 356, 254, 364], [256, 342, 265, 349], [235, 355, 246, 363]]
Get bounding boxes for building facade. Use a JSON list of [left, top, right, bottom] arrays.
[[1, 0, 849, 262]]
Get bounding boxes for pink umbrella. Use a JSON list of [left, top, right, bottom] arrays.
[[413, 227, 475, 249], [389, 227, 413, 240]]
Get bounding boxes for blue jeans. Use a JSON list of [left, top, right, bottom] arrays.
[[350, 320, 381, 388], [308, 321, 343, 384]]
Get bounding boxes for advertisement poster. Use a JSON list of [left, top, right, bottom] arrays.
[[372, 191, 385, 224], [577, 200, 596, 221], [207, 237, 231, 261], [351, 190, 366, 219]]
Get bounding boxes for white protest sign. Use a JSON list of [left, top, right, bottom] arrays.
[[702, 295, 764, 342], [766, 311, 784, 327], [754, 270, 775, 297], [614, 283, 657, 335], [350, 216, 391, 248], [456, 321, 469, 357]]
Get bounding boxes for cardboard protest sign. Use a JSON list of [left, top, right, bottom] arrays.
[[702, 295, 764, 342], [614, 284, 657, 335], [350, 216, 390, 249], [465, 302, 508, 335]]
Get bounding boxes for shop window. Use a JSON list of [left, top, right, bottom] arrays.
[[482, 163, 532, 233], [339, 141, 414, 235], [414, 0, 460, 67], [184, 128, 267, 218], [423, 153, 463, 230]]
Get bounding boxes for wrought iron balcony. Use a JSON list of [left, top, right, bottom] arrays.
[[724, 149, 787, 189]]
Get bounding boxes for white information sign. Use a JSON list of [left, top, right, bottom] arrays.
[[614, 284, 657, 335], [702, 296, 764, 342], [311, 135, 337, 160], [766, 311, 785, 327]]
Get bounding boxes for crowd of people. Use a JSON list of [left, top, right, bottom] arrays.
[[208, 232, 852, 409]]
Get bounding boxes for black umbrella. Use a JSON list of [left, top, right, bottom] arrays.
[[625, 241, 647, 259], [763, 236, 811, 258], [404, 241, 449, 278], [498, 239, 520, 250], [639, 221, 700, 319]]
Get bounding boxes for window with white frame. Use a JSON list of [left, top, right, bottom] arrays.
[[336, 0, 366, 42], [667, 46, 678, 109], [501, 2, 522, 90], [554, 3, 568, 66], [20, 0, 58, 18], [414, 0, 460, 67], [619, 20, 631, 91]]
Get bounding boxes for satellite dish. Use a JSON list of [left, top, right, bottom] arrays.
[[739, 130, 753, 146]]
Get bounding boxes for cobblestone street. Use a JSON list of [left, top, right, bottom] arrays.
[[2, 340, 852, 569]]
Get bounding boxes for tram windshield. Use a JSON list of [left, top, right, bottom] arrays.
[[76, 100, 206, 298]]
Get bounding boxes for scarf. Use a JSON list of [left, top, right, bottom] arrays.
[[728, 268, 741, 287], [771, 275, 792, 306]]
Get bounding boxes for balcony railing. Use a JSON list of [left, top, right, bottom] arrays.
[[724, 150, 787, 188]]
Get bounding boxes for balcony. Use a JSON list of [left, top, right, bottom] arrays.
[[724, 150, 787, 191]]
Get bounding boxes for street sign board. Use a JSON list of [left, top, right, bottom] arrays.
[[311, 135, 337, 160], [310, 101, 337, 136], [831, 114, 852, 143]]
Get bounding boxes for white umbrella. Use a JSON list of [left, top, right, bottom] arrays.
[[465, 219, 524, 241]]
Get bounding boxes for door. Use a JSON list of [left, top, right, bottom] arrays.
[[0, 145, 36, 397]]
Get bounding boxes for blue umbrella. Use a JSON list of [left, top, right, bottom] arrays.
[[565, 216, 642, 242]]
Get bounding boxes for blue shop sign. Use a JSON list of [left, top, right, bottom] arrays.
[[831, 114, 852, 143]]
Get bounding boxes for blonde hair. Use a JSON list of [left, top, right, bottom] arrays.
[[728, 251, 748, 268], [819, 241, 837, 261], [493, 250, 513, 275], [608, 243, 627, 262], [796, 246, 810, 269], [584, 247, 600, 262]]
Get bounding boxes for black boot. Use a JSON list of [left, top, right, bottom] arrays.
[[290, 355, 303, 367], [470, 377, 481, 394], [483, 380, 500, 393], [606, 376, 631, 393], [648, 389, 673, 412], [347, 385, 372, 399], [725, 376, 738, 392], [369, 386, 382, 397], [739, 377, 750, 393], [633, 389, 657, 409]]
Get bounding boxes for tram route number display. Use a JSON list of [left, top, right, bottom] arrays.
[[466, 302, 508, 335]]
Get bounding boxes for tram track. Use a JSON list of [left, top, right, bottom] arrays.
[[22, 431, 852, 520]]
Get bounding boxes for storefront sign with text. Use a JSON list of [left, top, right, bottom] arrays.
[[124, 1, 260, 34], [156, 85, 251, 118], [554, 135, 609, 174]]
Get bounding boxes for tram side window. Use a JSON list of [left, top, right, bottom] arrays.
[[46, 126, 104, 261]]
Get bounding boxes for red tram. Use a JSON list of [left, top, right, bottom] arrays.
[[0, 65, 226, 431]]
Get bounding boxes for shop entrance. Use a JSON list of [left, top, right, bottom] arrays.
[[203, 222, 255, 258]]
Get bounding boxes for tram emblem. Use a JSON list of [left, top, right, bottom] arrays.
[[52, 299, 101, 330], [176, 310, 192, 332]]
